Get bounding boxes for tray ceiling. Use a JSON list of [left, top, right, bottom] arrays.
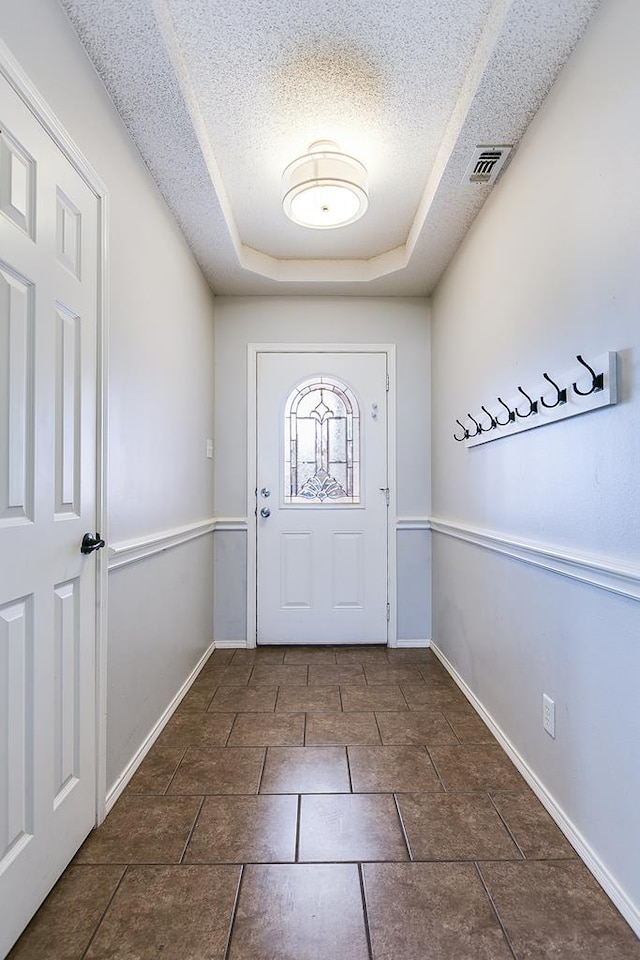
[[60, 0, 601, 295]]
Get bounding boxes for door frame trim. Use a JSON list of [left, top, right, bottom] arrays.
[[247, 342, 397, 648], [0, 41, 111, 824]]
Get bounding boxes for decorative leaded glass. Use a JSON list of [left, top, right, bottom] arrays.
[[284, 376, 360, 504]]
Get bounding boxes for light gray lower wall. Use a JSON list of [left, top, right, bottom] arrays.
[[396, 529, 432, 641], [214, 530, 248, 643], [432, 531, 640, 924], [106, 534, 214, 789]]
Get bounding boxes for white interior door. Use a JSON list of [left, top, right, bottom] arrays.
[[0, 74, 100, 954], [257, 351, 388, 645]]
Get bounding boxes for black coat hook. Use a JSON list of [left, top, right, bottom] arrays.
[[573, 355, 604, 396], [540, 372, 567, 408], [453, 419, 469, 442], [481, 405, 497, 430], [467, 413, 482, 438], [516, 386, 538, 418], [495, 397, 515, 426]]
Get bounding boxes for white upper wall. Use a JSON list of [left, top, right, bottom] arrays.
[[0, 0, 217, 543], [431, 0, 639, 565], [214, 297, 431, 520]]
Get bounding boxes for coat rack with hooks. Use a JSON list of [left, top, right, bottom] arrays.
[[453, 352, 618, 448]]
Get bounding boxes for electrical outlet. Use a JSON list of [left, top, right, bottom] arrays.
[[542, 694, 556, 738]]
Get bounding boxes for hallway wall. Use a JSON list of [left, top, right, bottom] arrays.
[[430, 0, 640, 932], [213, 297, 431, 645], [0, 0, 217, 794]]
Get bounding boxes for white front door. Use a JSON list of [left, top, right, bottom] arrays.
[[0, 74, 100, 954], [256, 351, 388, 645]]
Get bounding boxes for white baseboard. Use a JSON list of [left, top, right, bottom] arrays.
[[104, 640, 216, 816], [214, 639, 248, 649], [430, 641, 640, 938], [395, 638, 432, 648]]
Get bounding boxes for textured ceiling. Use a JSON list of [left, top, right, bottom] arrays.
[[60, 0, 601, 295]]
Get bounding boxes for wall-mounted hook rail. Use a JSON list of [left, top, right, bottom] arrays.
[[453, 419, 469, 442], [481, 405, 497, 430], [540, 372, 567, 408], [456, 351, 617, 449], [573, 354, 604, 396], [495, 397, 516, 426], [516, 386, 538, 418]]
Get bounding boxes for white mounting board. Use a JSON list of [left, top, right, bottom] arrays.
[[465, 352, 618, 448]]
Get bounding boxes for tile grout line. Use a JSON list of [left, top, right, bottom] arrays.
[[294, 794, 302, 862], [424, 745, 448, 793], [256, 747, 269, 794], [79, 864, 130, 960], [163, 746, 189, 795], [487, 792, 526, 860], [442, 712, 462, 744], [392, 792, 413, 861], [372, 711, 384, 745], [223, 863, 245, 960], [303, 711, 307, 746], [204, 687, 218, 711], [273, 684, 282, 713], [357, 862, 375, 960], [224, 713, 239, 747], [179, 796, 206, 863], [474, 861, 519, 960], [345, 746, 354, 793]]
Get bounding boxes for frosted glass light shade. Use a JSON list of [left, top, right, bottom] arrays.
[[282, 142, 369, 229]]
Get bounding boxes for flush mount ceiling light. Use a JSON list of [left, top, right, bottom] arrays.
[[282, 140, 369, 229]]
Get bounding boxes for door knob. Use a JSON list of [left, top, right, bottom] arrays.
[[81, 532, 105, 554], [260, 487, 271, 498], [260, 507, 271, 519]]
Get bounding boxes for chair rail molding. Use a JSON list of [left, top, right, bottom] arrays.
[[431, 517, 640, 603], [108, 518, 217, 570], [396, 517, 431, 531], [214, 518, 248, 532]]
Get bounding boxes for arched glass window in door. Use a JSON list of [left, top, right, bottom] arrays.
[[284, 376, 360, 504]]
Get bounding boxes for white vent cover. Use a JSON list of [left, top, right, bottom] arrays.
[[463, 145, 513, 185]]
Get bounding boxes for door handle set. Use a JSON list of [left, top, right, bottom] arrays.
[[260, 507, 271, 519], [81, 532, 105, 554]]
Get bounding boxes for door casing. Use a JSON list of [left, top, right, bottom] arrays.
[[247, 342, 397, 648], [0, 39, 110, 825]]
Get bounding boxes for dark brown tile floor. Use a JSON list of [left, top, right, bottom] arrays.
[[10, 645, 640, 959]]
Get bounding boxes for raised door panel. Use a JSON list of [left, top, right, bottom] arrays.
[[0, 126, 35, 238], [54, 305, 81, 518], [0, 264, 34, 525], [280, 533, 312, 609], [331, 532, 364, 609], [53, 581, 80, 807], [55, 188, 81, 279], [0, 597, 33, 869]]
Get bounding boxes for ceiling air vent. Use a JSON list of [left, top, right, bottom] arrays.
[[463, 145, 513, 185]]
